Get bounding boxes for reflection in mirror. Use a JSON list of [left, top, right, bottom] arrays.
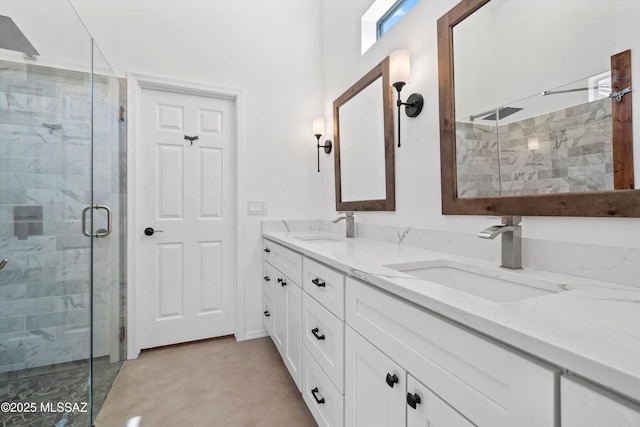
[[438, 0, 637, 217], [453, 0, 619, 198], [334, 56, 395, 211], [456, 75, 615, 197], [339, 77, 386, 201]]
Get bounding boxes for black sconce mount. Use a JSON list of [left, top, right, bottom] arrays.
[[392, 81, 424, 148], [315, 135, 332, 173]]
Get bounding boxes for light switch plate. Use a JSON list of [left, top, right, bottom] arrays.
[[247, 200, 268, 215]]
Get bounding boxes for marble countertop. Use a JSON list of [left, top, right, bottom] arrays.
[[263, 230, 640, 402]]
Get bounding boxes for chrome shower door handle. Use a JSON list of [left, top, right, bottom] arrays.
[[82, 205, 113, 238], [95, 205, 112, 238]]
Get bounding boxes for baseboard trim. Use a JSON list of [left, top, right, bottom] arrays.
[[241, 329, 269, 341]]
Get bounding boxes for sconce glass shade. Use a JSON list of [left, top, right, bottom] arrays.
[[313, 116, 325, 136], [390, 49, 411, 84]]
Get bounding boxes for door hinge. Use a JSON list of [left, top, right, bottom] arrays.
[[119, 326, 126, 342], [119, 106, 126, 122]]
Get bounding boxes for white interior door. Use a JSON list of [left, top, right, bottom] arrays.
[[139, 87, 235, 349]]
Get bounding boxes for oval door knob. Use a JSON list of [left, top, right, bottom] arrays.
[[144, 227, 164, 236]]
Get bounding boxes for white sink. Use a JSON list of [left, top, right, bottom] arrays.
[[384, 260, 569, 303], [293, 235, 342, 243]]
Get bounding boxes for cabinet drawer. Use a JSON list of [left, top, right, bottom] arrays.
[[262, 262, 276, 302], [263, 293, 273, 337], [303, 257, 345, 320], [346, 278, 559, 427], [302, 347, 344, 427], [561, 375, 640, 426], [303, 292, 345, 393], [264, 240, 302, 286]]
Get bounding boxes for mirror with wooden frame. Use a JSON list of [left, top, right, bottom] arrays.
[[334, 56, 395, 211], [438, 0, 637, 217]]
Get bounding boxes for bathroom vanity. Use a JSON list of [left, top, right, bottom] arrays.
[[262, 228, 640, 427]]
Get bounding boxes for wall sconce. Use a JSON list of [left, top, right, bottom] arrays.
[[313, 116, 332, 173], [390, 49, 424, 147]]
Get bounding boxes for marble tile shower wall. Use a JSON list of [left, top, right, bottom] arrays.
[[0, 60, 120, 374], [456, 98, 613, 197]]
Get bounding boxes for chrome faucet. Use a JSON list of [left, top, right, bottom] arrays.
[[332, 211, 355, 238], [478, 216, 522, 269]]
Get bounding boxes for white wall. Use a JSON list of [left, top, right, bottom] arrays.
[[321, 0, 640, 250], [64, 0, 640, 342], [69, 0, 326, 339]]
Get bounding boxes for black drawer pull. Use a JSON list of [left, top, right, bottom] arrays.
[[276, 277, 287, 286], [311, 278, 326, 287], [263, 276, 270, 282], [386, 373, 399, 388], [311, 387, 325, 404], [263, 310, 270, 317], [311, 327, 325, 340], [264, 248, 271, 253], [407, 392, 421, 409]]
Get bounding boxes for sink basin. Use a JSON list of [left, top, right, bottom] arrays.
[[293, 235, 342, 243], [384, 260, 568, 303]]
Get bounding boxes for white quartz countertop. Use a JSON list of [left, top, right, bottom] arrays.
[[263, 230, 640, 402]]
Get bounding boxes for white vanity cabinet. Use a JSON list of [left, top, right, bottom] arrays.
[[346, 277, 560, 427], [263, 239, 303, 391], [561, 375, 640, 426], [345, 326, 406, 427], [406, 375, 475, 427], [301, 257, 347, 427], [345, 325, 474, 427], [262, 262, 276, 337]]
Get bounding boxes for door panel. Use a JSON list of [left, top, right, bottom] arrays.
[[345, 326, 406, 427], [140, 88, 235, 348], [407, 375, 476, 427]]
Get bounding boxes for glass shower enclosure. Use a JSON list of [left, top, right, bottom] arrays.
[[0, 1, 125, 426]]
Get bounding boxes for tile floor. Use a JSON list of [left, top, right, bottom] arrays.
[[95, 336, 317, 427], [0, 357, 121, 427]]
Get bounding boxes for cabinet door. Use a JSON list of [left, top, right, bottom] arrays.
[[407, 375, 475, 427], [273, 270, 302, 391], [263, 293, 273, 338], [285, 282, 302, 391], [273, 271, 287, 353], [345, 326, 406, 427], [562, 375, 640, 427], [262, 261, 276, 303]]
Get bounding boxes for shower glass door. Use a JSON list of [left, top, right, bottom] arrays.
[[0, 1, 125, 426]]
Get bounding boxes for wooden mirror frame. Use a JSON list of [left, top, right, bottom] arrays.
[[334, 56, 396, 211], [438, 0, 636, 217]]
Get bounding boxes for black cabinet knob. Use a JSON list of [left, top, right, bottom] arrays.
[[311, 278, 326, 287], [144, 227, 164, 236], [277, 277, 286, 286], [264, 248, 271, 253], [263, 276, 270, 282], [407, 392, 421, 409], [385, 373, 399, 388], [311, 327, 325, 340], [263, 310, 270, 317], [311, 387, 325, 404]]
